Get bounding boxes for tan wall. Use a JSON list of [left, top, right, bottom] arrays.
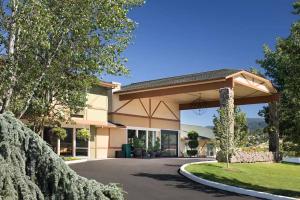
[[90, 127, 126, 159], [109, 92, 180, 130], [85, 93, 108, 122]]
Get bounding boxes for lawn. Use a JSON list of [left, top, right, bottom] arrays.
[[185, 162, 300, 197]]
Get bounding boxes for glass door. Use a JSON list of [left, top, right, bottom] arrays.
[[161, 130, 178, 157]]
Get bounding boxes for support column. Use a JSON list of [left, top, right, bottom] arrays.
[[219, 87, 235, 151], [57, 139, 60, 156], [72, 127, 76, 157], [268, 101, 280, 161]]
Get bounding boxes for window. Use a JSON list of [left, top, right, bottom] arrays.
[[127, 128, 158, 149], [60, 128, 73, 156], [76, 128, 88, 156], [138, 130, 146, 148], [127, 129, 136, 145], [148, 131, 156, 148]]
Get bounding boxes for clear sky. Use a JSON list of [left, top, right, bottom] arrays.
[[105, 0, 298, 126]]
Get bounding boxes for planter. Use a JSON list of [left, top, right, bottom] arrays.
[[134, 148, 143, 158], [282, 156, 300, 164]]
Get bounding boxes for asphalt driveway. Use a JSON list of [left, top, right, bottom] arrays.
[[70, 158, 258, 200]]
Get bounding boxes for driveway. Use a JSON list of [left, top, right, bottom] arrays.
[[70, 158, 258, 200]]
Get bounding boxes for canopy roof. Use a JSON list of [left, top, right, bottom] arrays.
[[115, 69, 279, 110]]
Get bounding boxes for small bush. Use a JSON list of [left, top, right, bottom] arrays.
[[216, 151, 231, 162], [187, 150, 198, 157], [52, 127, 67, 140], [187, 131, 198, 140], [188, 140, 199, 149], [77, 128, 90, 141], [187, 131, 199, 157]]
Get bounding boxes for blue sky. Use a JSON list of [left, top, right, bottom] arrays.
[[105, 0, 298, 126]]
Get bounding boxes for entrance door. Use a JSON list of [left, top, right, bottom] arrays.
[[161, 130, 178, 157]]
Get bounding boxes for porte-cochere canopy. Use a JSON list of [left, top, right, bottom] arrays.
[[115, 69, 279, 108]]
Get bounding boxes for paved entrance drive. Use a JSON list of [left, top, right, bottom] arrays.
[[70, 158, 257, 200]]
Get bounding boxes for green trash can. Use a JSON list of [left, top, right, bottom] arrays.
[[122, 144, 132, 158]]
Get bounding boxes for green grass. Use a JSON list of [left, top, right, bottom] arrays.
[[186, 162, 300, 197], [61, 156, 81, 161]]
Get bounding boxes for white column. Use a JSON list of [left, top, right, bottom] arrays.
[[72, 127, 76, 157], [57, 138, 60, 156]]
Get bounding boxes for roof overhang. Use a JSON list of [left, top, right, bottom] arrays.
[[72, 118, 126, 128], [115, 70, 279, 109]]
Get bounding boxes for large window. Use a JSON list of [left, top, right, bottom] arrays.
[[127, 129, 136, 145], [161, 130, 178, 157], [60, 128, 73, 156], [127, 128, 157, 149], [148, 131, 156, 148], [76, 128, 88, 156]]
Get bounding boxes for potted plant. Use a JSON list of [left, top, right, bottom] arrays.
[[132, 137, 144, 158], [186, 131, 199, 157], [148, 146, 155, 158], [153, 137, 161, 157]]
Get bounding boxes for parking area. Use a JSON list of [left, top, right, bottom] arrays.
[[70, 158, 257, 200]]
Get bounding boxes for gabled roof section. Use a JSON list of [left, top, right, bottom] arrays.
[[181, 124, 215, 139], [117, 69, 241, 93]]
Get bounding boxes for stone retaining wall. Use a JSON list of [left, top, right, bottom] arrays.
[[230, 151, 275, 163]]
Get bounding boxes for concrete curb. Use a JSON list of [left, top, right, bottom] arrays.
[[65, 159, 88, 165], [179, 161, 297, 200]]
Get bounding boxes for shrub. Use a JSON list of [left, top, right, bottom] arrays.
[[187, 131, 199, 157], [132, 137, 144, 149], [187, 150, 198, 157], [216, 151, 231, 162], [188, 140, 199, 149], [153, 137, 161, 152], [52, 127, 67, 140], [77, 128, 90, 141], [0, 112, 124, 199], [187, 131, 198, 140]]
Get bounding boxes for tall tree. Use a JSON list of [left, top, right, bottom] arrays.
[[258, 0, 300, 151], [0, 0, 144, 122], [213, 106, 248, 150]]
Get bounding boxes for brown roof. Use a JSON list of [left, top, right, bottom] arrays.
[[117, 69, 241, 93]]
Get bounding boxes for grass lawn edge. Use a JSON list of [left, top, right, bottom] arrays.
[[180, 161, 299, 200]]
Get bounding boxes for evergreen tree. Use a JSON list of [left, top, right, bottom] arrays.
[[258, 1, 300, 151]]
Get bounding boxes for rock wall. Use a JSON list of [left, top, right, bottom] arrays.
[[230, 151, 275, 163]]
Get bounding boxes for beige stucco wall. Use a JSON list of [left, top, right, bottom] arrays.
[[85, 92, 108, 122], [109, 92, 180, 130], [179, 138, 212, 157], [90, 127, 126, 159]]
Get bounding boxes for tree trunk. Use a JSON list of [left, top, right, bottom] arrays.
[[268, 101, 280, 161], [0, 0, 19, 113]]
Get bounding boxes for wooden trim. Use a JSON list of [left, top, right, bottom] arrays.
[[91, 147, 121, 149], [108, 147, 122, 149], [139, 98, 150, 116], [149, 99, 152, 128], [235, 81, 271, 94], [109, 112, 180, 122], [98, 81, 117, 88], [114, 99, 133, 113], [115, 78, 226, 94], [179, 94, 280, 110], [162, 101, 179, 120], [227, 71, 276, 92], [108, 128, 111, 148], [151, 101, 162, 117], [119, 80, 233, 100]]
